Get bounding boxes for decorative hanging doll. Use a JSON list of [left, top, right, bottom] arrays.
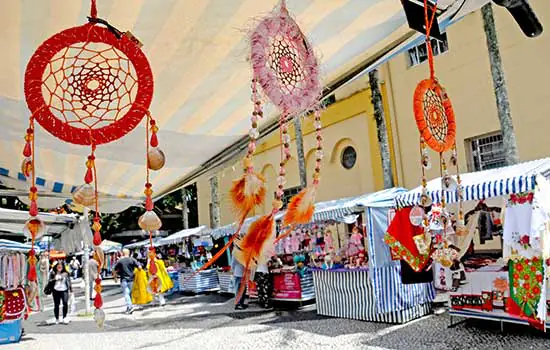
[[22, 0, 164, 327], [410, 0, 464, 262]]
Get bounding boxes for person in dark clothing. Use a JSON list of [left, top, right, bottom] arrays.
[[49, 261, 72, 324], [113, 248, 141, 314]]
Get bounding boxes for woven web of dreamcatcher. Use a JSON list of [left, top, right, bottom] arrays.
[[267, 33, 307, 97], [41, 42, 138, 130], [422, 89, 449, 144]]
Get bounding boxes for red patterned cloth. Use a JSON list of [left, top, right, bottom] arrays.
[[3, 287, 26, 321], [384, 207, 431, 272]]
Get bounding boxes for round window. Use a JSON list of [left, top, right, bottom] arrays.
[[341, 146, 357, 169]]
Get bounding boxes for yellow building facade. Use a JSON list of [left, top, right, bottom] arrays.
[[196, 1, 550, 227]]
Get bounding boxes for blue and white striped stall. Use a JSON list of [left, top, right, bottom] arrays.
[[312, 188, 435, 324], [179, 268, 220, 294], [394, 158, 550, 207]]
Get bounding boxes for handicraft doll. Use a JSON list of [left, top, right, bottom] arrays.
[[21, 0, 164, 326]]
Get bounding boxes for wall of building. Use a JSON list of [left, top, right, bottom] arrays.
[[385, 1, 550, 189], [196, 82, 398, 226]]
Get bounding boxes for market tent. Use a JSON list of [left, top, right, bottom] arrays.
[[0, 0, 489, 213], [100, 239, 122, 253], [0, 239, 41, 253], [0, 207, 81, 237], [395, 157, 550, 207], [157, 226, 209, 246], [124, 237, 162, 249]]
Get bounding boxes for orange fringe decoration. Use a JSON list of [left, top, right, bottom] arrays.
[[233, 213, 275, 305], [283, 187, 316, 227], [230, 172, 266, 222]]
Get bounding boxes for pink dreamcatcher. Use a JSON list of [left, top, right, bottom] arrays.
[[191, 1, 325, 304]]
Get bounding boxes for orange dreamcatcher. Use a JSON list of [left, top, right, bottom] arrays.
[[22, 0, 164, 327], [410, 0, 464, 259]]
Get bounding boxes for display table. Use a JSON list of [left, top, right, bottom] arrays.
[[165, 271, 180, 296], [313, 268, 433, 323], [271, 269, 315, 302], [0, 320, 22, 345], [449, 263, 550, 329], [179, 268, 220, 293]]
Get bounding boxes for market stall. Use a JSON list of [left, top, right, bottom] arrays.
[[0, 239, 41, 345], [312, 188, 435, 323], [394, 158, 550, 330], [154, 226, 219, 294]]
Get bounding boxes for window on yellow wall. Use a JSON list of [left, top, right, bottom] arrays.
[[341, 146, 357, 170], [280, 186, 302, 209], [466, 132, 506, 171], [407, 35, 449, 67]]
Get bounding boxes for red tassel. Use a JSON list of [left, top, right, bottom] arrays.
[[145, 196, 154, 211], [27, 264, 37, 282], [29, 200, 38, 217], [23, 142, 32, 157], [149, 259, 158, 275], [150, 133, 159, 148], [93, 230, 102, 246], [94, 293, 103, 309], [84, 168, 93, 184]]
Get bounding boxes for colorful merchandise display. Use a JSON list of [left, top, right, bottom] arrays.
[[313, 188, 435, 323], [395, 158, 550, 330]]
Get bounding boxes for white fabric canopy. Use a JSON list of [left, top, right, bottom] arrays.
[[157, 225, 208, 246], [0, 0, 489, 212], [0, 238, 41, 253]]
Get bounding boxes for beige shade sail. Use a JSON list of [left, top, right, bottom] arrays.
[[0, 0, 487, 212]]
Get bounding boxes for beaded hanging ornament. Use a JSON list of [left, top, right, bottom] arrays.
[[22, 0, 165, 327], [182, 0, 325, 292], [411, 0, 464, 258], [231, 0, 324, 303]]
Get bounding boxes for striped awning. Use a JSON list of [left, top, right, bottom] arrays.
[[0, 0, 488, 212], [157, 225, 209, 246], [0, 238, 41, 253], [395, 158, 550, 207]]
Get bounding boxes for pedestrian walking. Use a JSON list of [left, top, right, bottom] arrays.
[[113, 248, 141, 314], [231, 256, 247, 310], [48, 261, 72, 324], [70, 257, 81, 279]]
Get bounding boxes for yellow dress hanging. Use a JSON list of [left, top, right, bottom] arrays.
[[132, 268, 153, 305]]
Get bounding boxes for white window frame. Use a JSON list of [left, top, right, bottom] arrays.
[[407, 37, 449, 68], [466, 131, 506, 172]]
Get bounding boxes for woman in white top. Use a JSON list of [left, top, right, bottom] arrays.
[[48, 261, 72, 324]]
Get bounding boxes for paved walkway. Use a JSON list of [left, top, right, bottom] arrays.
[[7, 281, 550, 350]]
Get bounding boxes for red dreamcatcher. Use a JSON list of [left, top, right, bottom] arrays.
[[22, 0, 164, 327], [182, 1, 325, 301], [410, 0, 464, 266]]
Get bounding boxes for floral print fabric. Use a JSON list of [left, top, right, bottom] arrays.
[[508, 258, 543, 318]]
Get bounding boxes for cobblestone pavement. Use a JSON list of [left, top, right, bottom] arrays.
[[8, 281, 550, 350]]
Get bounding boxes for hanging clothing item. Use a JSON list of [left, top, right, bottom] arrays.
[[478, 211, 494, 244], [385, 207, 431, 272], [132, 268, 153, 305], [503, 192, 537, 260]]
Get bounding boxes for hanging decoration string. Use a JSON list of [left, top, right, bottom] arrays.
[[424, 0, 439, 80]]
